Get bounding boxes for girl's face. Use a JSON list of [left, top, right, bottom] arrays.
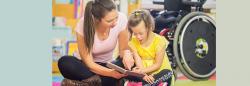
[[98, 9, 118, 29], [131, 21, 148, 43]]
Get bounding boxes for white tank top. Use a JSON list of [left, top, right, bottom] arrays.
[[74, 12, 128, 63]]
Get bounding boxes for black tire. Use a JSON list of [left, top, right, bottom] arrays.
[[173, 12, 216, 80]]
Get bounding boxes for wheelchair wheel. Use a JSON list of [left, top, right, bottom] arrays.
[[173, 12, 216, 80]]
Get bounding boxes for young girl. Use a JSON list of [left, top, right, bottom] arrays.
[[126, 9, 175, 86]]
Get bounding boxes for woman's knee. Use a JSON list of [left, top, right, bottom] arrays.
[[59, 55, 74, 63], [58, 55, 95, 79], [58, 56, 78, 67], [58, 56, 80, 73]]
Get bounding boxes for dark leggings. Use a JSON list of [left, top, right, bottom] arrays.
[[58, 56, 125, 86], [125, 69, 173, 86], [58, 56, 173, 86]]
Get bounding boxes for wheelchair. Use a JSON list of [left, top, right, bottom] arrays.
[[151, 0, 216, 81]]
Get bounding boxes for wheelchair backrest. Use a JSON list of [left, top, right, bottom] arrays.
[[153, 0, 207, 12], [164, 0, 191, 12]]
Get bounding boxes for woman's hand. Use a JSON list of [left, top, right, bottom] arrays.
[[122, 50, 134, 70], [143, 74, 155, 84], [110, 69, 126, 79]]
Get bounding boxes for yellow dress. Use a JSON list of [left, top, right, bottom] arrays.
[[129, 33, 172, 75]]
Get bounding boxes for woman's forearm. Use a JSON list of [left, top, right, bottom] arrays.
[[79, 52, 113, 77], [85, 60, 113, 77], [118, 27, 130, 59]]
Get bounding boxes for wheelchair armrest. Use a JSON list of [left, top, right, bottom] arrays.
[[165, 17, 177, 23], [159, 11, 179, 17]]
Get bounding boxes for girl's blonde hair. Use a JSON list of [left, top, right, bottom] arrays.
[[127, 9, 155, 39]]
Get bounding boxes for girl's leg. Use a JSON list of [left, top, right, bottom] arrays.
[[124, 69, 173, 86], [144, 69, 173, 86]]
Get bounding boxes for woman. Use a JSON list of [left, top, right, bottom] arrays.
[[58, 0, 134, 86]]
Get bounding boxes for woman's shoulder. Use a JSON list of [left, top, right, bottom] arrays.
[[114, 12, 128, 32], [118, 12, 127, 20], [118, 12, 128, 24]]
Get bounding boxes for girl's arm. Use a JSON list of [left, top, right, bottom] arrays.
[[129, 46, 144, 69], [141, 40, 167, 74], [142, 47, 165, 74]]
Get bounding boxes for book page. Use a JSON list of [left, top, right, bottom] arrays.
[[106, 62, 145, 77]]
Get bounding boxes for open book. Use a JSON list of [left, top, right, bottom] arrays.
[[106, 62, 145, 78]]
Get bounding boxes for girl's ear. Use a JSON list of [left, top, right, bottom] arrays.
[[129, 30, 133, 40], [151, 27, 154, 31]]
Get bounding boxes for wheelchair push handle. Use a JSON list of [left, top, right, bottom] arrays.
[[182, 0, 207, 7], [153, 0, 165, 5], [153, 0, 207, 7]]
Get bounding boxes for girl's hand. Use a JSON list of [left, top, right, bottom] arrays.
[[143, 74, 155, 84], [110, 69, 126, 79], [132, 67, 144, 74]]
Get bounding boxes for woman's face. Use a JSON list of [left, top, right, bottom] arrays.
[[99, 9, 118, 29], [131, 21, 148, 43]]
